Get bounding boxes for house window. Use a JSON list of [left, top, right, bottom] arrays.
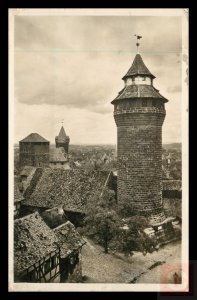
[[142, 99, 147, 107], [142, 76, 146, 81]]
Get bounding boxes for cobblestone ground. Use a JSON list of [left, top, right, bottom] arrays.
[[81, 238, 181, 283]]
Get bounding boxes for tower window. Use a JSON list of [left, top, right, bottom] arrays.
[[142, 99, 147, 107]]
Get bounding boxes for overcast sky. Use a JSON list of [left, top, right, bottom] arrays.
[[14, 15, 182, 144]]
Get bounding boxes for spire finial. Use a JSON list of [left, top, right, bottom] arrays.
[[134, 34, 142, 54], [61, 119, 64, 126]]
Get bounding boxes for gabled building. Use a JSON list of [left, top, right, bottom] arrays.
[[14, 212, 61, 283], [21, 168, 111, 226], [14, 212, 86, 283]]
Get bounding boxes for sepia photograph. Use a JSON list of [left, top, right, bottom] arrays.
[[9, 8, 189, 292]]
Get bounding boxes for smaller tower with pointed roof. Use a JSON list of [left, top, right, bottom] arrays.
[[55, 126, 70, 153]]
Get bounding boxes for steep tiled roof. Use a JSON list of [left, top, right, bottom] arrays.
[[58, 126, 67, 139], [23, 169, 109, 212], [54, 221, 86, 258], [19, 133, 49, 143], [112, 84, 168, 103], [14, 212, 58, 277], [162, 180, 182, 191], [49, 147, 68, 162], [122, 54, 155, 80]]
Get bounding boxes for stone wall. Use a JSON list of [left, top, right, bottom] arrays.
[[163, 198, 182, 218], [19, 142, 49, 167], [114, 108, 166, 225]]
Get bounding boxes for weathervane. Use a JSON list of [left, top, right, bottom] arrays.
[[134, 34, 142, 53]]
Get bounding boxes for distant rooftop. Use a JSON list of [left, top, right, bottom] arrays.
[[49, 147, 68, 162], [19, 133, 49, 143]]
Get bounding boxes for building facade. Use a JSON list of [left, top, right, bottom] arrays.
[[111, 53, 168, 225]]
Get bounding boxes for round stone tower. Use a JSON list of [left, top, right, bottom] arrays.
[[111, 53, 168, 225]]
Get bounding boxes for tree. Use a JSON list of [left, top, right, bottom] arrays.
[[117, 216, 157, 255], [83, 188, 120, 253]]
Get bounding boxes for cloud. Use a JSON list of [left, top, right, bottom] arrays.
[[14, 14, 183, 143], [166, 85, 181, 93]]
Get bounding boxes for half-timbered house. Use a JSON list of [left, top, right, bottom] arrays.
[[14, 212, 61, 282]]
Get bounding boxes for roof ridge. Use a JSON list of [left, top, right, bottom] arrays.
[[20, 133, 49, 143]]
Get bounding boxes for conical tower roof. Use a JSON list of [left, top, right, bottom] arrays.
[[58, 126, 67, 139], [122, 54, 155, 80]]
